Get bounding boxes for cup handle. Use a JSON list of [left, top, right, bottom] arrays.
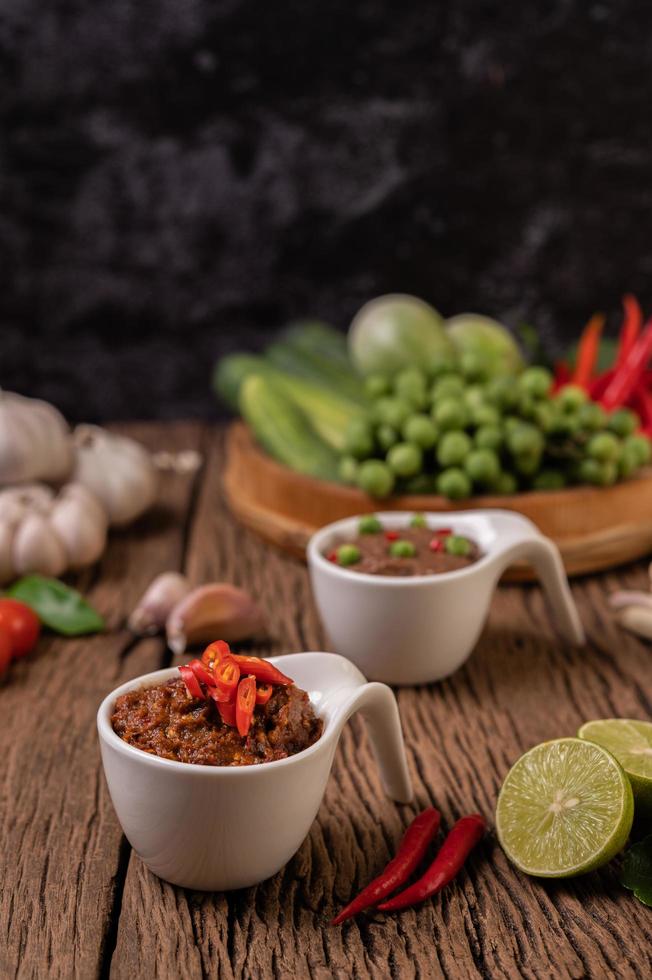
[[495, 534, 585, 645], [332, 682, 413, 804]]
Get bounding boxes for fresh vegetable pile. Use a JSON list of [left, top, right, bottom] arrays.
[[214, 295, 652, 500], [178, 641, 293, 738]]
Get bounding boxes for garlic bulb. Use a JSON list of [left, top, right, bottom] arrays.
[[128, 572, 192, 635], [72, 425, 158, 526], [0, 481, 108, 584], [0, 390, 73, 486]]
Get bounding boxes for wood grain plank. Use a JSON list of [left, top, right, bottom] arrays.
[[109, 430, 652, 980], [0, 422, 205, 980]]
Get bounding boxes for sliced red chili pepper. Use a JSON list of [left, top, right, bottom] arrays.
[[201, 639, 231, 669], [429, 538, 443, 552], [188, 659, 216, 688], [213, 693, 237, 727], [572, 312, 604, 389], [235, 675, 256, 737], [434, 527, 452, 537], [616, 294, 643, 369], [231, 654, 293, 686], [179, 664, 205, 700], [331, 808, 441, 925], [255, 683, 273, 705], [385, 530, 400, 541], [327, 551, 338, 563], [211, 656, 241, 702], [602, 319, 652, 410], [378, 814, 486, 912]]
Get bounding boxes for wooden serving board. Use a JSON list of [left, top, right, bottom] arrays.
[[224, 422, 652, 579]]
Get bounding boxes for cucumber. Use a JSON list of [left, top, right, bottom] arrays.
[[265, 341, 369, 408], [214, 353, 367, 451], [278, 320, 350, 365], [239, 375, 340, 481]]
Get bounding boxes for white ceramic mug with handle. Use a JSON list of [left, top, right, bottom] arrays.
[[308, 510, 585, 686], [98, 652, 412, 891]]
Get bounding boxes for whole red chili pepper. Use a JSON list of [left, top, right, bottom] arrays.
[[553, 361, 571, 391], [378, 814, 486, 912], [572, 313, 604, 389], [616, 294, 643, 369], [331, 808, 440, 925], [602, 320, 652, 410]]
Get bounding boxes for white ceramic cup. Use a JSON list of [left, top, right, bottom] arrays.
[[308, 510, 585, 686], [97, 652, 412, 891]]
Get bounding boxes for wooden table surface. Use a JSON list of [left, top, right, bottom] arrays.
[[2, 423, 651, 980]]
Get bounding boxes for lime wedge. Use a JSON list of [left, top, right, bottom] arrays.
[[579, 719, 652, 816], [496, 737, 634, 877]]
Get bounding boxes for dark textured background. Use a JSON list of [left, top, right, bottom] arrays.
[[2, 1, 652, 421]]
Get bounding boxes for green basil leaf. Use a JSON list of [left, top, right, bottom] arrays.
[[7, 575, 105, 636], [621, 834, 652, 908]]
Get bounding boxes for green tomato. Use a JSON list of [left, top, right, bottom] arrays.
[[437, 430, 472, 467], [374, 396, 412, 430], [430, 374, 465, 402], [349, 294, 452, 375], [444, 535, 472, 557], [486, 376, 519, 410], [436, 467, 472, 500], [356, 460, 395, 498], [433, 398, 470, 432], [587, 431, 620, 462], [409, 513, 428, 528], [623, 433, 651, 467], [446, 314, 524, 376], [474, 425, 503, 452], [517, 366, 553, 399], [607, 408, 639, 438], [492, 471, 518, 495], [377, 423, 399, 452], [389, 539, 417, 558], [336, 544, 361, 566], [470, 402, 500, 428], [364, 374, 391, 399], [558, 384, 588, 411], [387, 442, 423, 478], [506, 423, 544, 457], [577, 401, 607, 432], [394, 367, 428, 409], [531, 469, 567, 491], [343, 418, 375, 459], [465, 448, 501, 486], [402, 413, 438, 449], [338, 455, 359, 483], [358, 514, 382, 534]]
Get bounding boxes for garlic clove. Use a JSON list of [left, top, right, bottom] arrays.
[[0, 520, 15, 585], [60, 482, 108, 530], [128, 572, 192, 636], [608, 590, 652, 611], [165, 583, 265, 656], [50, 492, 108, 569], [0, 483, 54, 521], [73, 425, 158, 526], [616, 605, 652, 641], [12, 512, 67, 578]]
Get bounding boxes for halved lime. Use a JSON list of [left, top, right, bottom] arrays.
[[578, 719, 652, 816], [496, 737, 634, 877]]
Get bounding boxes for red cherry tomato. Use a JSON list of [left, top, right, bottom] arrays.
[[0, 599, 41, 659], [0, 629, 12, 677]]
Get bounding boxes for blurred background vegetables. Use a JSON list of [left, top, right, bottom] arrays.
[[215, 294, 652, 498]]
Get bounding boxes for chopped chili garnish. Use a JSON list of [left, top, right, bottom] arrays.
[[429, 538, 443, 552], [602, 319, 652, 410], [378, 814, 486, 912], [616, 294, 643, 369], [572, 312, 604, 389], [211, 656, 241, 702], [255, 683, 273, 705], [384, 530, 399, 541], [179, 664, 205, 701], [188, 659, 216, 689], [213, 693, 237, 727], [434, 527, 452, 536], [331, 808, 441, 925], [327, 551, 338, 563], [235, 675, 256, 737], [201, 639, 231, 670], [231, 654, 293, 686]]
